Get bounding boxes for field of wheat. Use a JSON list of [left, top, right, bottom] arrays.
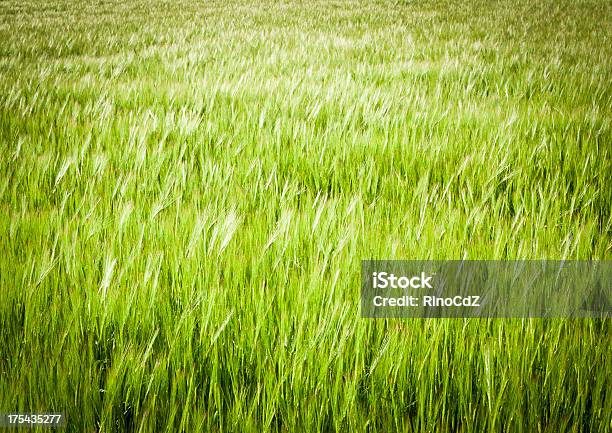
[[1, 0, 610, 431]]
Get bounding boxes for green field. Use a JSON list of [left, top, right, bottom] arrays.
[[1, 0, 611, 431]]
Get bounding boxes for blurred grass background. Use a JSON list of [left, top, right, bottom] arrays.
[[0, 0, 610, 431]]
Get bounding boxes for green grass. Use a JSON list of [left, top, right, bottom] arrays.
[[1, 0, 611, 431]]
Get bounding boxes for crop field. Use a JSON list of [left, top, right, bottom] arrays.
[[0, 0, 611, 431]]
